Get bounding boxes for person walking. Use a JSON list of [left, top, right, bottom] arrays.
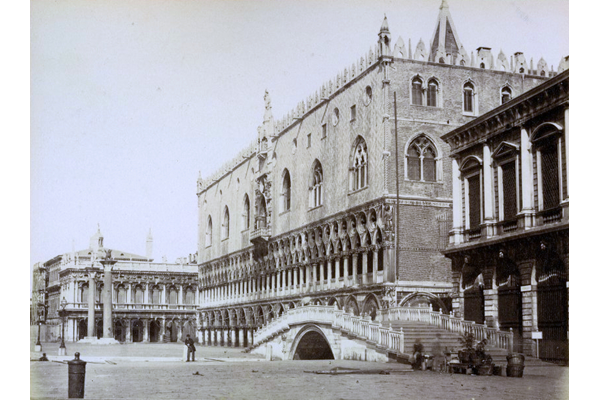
[[185, 334, 196, 362]]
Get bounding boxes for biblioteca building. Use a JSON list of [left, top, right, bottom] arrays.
[[32, 1, 568, 359]]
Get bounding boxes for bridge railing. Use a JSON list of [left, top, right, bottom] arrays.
[[253, 305, 404, 354], [382, 306, 513, 352]]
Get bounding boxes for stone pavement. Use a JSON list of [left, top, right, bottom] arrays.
[[30, 343, 568, 400]]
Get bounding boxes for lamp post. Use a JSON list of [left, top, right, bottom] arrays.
[[58, 297, 68, 356]]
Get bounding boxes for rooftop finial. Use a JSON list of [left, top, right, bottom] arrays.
[[441, 0, 449, 9], [380, 14, 390, 33]]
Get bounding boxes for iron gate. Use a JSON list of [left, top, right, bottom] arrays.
[[498, 285, 523, 353]]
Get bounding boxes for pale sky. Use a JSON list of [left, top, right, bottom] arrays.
[[29, 0, 569, 286]]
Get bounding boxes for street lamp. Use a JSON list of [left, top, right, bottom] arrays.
[[58, 297, 68, 356]]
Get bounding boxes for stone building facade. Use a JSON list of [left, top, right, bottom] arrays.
[[194, 1, 561, 347], [441, 69, 569, 360], [32, 228, 199, 343]]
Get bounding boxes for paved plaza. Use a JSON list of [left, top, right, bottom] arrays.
[[30, 342, 568, 400]]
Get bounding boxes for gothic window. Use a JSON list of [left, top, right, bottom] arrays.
[[281, 169, 291, 211], [242, 195, 250, 230], [501, 86, 512, 104], [463, 82, 475, 113], [427, 79, 439, 107], [205, 216, 212, 247], [364, 85, 373, 105], [406, 135, 438, 182], [307, 133, 312, 148], [411, 77, 424, 105], [350, 104, 356, 121], [332, 108, 339, 127], [350, 138, 368, 191], [256, 195, 267, 229], [310, 160, 323, 208], [222, 206, 230, 240]]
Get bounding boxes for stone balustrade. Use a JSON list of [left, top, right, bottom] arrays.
[[382, 305, 514, 352]]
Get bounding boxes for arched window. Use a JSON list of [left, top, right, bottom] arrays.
[[168, 286, 178, 305], [351, 138, 368, 191], [281, 170, 291, 211], [310, 160, 323, 208], [150, 286, 160, 304], [134, 285, 144, 303], [501, 86, 512, 104], [411, 77, 424, 105], [427, 79, 439, 107], [117, 285, 127, 304], [406, 135, 438, 182], [205, 216, 212, 247], [80, 284, 88, 303], [185, 288, 195, 305], [242, 195, 250, 230], [463, 82, 475, 113], [256, 195, 267, 229], [222, 206, 229, 239]]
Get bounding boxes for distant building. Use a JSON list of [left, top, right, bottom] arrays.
[[441, 69, 569, 361], [32, 227, 199, 343], [193, 1, 563, 347]]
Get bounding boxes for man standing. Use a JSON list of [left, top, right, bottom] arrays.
[[185, 334, 196, 362]]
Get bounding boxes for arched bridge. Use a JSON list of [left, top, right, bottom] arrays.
[[248, 305, 405, 362]]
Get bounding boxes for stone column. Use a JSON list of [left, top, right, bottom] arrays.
[[87, 271, 96, 339], [125, 319, 131, 342], [373, 248, 380, 283], [293, 267, 298, 294], [312, 263, 318, 291], [343, 256, 349, 287], [451, 158, 464, 244], [144, 283, 149, 304], [334, 257, 340, 288], [520, 126, 534, 228], [101, 259, 117, 341], [126, 284, 131, 305], [162, 285, 167, 304], [299, 266, 304, 292], [362, 251, 368, 285], [327, 258, 332, 289], [564, 107, 569, 198], [287, 269, 292, 294], [143, 320, 149, 342], [352, 253, 358, 285], [483, 143, 494, 237]]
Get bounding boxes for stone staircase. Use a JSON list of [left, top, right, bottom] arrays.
[[386, 320, 509, 365]]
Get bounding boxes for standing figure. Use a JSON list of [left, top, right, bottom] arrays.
[[185, 334, 196, 362]]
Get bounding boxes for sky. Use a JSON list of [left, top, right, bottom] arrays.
[[28, 0, 569, 288]]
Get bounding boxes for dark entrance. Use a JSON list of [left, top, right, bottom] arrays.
[[96, 320, 103, 339], [464, 284, 485, 324], [498, 280, 523, 353], [132, 320, 144, 342], [149, 320, 160, 342], [538, 275, 568, 361], [166, 321, 178, 342], [114, 320, 126, 342], [294, 331, 334, 360], [78, 319, 87, 340]]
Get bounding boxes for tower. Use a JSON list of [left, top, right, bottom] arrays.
[[89, 224, 104, 252], [429, 0, 463, 63], [146, 228, 153, 261], [378, 15, 391, 58]]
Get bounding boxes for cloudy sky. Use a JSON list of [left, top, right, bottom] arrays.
[[29, 0, 568, 287]]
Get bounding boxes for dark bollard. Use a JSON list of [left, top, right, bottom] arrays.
[[68, 352, 87, 398]]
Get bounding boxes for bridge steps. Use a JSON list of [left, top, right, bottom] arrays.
[[386, 320, 509, 364]]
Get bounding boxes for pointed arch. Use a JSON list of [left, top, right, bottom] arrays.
[[222, 206, 230, 239], [463, 79, 477, 114], [501, 85, 513, 104], [410, 74, 425, 105], [242, 194, 251, 231], [405, 134, 440, 182], [350, 136, 368, 191], [309, 159, 323, 208], [281, 169, 291, 212], [427, 77, 440, 107], [205, 215, 213, 247]]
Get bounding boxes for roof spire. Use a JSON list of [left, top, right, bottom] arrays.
[[429, 0, 463, 63], [380, 14, 390, 33]]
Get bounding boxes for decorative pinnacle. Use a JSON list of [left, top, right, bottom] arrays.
[[441, 0, 449, 9], [380, 14, 390, 33]]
